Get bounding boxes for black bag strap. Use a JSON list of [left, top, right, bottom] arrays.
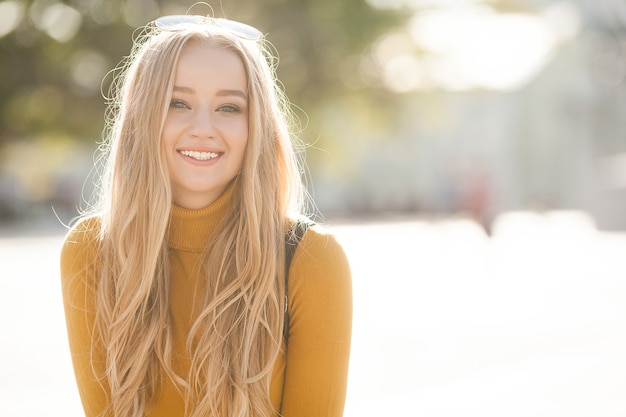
[[283, 219, 314, 345]]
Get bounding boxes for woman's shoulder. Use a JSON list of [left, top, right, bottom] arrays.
[[287, 221, 352, 320], [60, 215, 103, 266], [299, 222, 341, 249], [60, 216, 104, 305], [291, 221, 351, 279], [63, 215, 102, 246]]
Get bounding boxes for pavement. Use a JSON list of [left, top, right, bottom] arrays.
[[1, 210, 625, 416]]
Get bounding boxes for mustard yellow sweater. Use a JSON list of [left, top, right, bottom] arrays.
[[60, 187, 352, 417]]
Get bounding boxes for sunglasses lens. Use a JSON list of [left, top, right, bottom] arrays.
[[154, 15, 262, 40], [214, 18, 262, 40], [154, 15, 205, 29]]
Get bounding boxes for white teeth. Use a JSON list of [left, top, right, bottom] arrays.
[[179, 150, 220, 160]]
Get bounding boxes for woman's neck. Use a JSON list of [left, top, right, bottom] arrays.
[[167, 183, 236, 251]]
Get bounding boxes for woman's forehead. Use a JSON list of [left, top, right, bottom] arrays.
[[173, 42, 248, 93]]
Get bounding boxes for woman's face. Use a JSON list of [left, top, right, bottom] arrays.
[[162, 42, 249, 209]]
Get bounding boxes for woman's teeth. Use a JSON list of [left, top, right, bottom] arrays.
[[179, 150, 220, 161]]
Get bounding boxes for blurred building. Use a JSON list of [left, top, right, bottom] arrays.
[[311, 0, 626, 231]]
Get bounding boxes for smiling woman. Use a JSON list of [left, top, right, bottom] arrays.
[[162, 43, 249, 209], [60, 14, 352, 417]]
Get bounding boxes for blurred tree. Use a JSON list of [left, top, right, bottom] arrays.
[[0, 0, 134, 144], [0, 0, 403, 147]]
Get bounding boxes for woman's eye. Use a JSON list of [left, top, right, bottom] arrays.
[[217, 104, 240, 113], [170, 100, 189, 109]]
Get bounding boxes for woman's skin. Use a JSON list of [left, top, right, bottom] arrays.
[[162, 42, 249, 210]]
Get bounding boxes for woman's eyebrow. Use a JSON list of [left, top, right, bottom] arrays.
[[172, 85, 194, 94], [172, 86, 247, 100], [216, 89, 247, 99]]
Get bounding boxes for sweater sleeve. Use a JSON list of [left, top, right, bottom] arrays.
[[281, 225, 353, 417], [60, 217, 110, 417]]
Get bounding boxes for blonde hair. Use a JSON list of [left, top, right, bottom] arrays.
[[89, 21, 305, 417]]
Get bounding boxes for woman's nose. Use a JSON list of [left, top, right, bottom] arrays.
[[190, 108, 216, 138]]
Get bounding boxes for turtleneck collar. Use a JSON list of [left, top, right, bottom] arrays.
[[167, 182, 237, 252]]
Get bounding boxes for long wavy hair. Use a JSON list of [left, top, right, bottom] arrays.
[[88, 20, 306, 417]]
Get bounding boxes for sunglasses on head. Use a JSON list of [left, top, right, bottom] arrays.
[[153, 15, 263, 41]]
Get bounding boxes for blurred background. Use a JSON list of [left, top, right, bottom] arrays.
[[1, 0, 626, 231], [2, 0, 626, 416]]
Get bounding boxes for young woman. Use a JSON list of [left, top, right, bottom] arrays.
[[60, 15, 352, 417]]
